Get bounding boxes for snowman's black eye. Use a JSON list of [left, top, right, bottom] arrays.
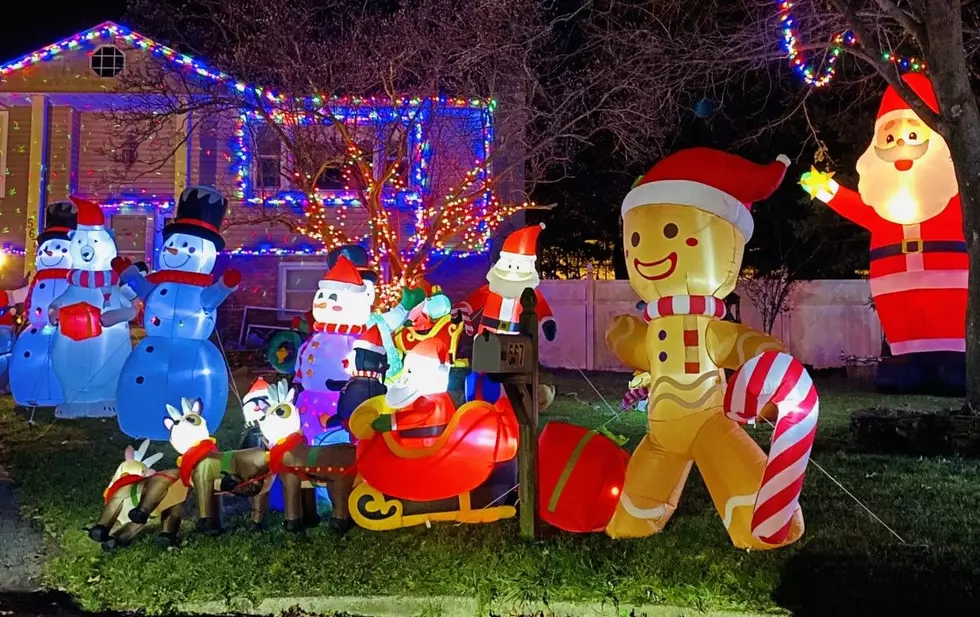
[[61, 249, 67, 254], [182, 242, 188, 248]]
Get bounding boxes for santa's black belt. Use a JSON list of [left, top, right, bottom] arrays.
[[396, 424, 448, 438], [869, 240, 967, 261], [480, 317, 520, 333]]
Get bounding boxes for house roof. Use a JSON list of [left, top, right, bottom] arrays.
[[0, 21, 493, 113]]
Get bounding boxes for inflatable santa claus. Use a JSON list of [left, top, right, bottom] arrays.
[[801, 73, 965, 395], [456, 223, 556, 403]]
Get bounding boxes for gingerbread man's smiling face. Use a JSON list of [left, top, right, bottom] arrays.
[[623, 203, 744, 301]]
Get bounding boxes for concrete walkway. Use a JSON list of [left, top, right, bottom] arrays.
[[0, 465, 44, 592], [183, 595, 783, 617]]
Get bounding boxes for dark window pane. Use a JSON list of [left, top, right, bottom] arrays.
[[258, 158, 281, 189]]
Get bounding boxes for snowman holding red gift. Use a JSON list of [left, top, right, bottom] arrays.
[[48, 197, 135, 418]]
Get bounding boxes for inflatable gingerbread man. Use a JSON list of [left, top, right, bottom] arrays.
[[605, 148, 820, 550], [801, 74, 965, 395]]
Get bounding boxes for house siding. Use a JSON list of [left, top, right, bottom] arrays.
[[76, 111, 176, 200], [0, 106, 32, 246]]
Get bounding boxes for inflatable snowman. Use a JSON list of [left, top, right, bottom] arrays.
[[48, 197, 135, 418], [293, 255, 372, 442], [115, 186, 240, 441], [324, 245, 415, 379], [2, 201, 77, 406]]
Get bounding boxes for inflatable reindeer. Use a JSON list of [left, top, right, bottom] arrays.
[[257, 381, 357, 533], [89, 440, 187, 550], [128, 398, 273, 536]]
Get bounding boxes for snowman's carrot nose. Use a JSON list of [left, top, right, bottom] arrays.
[[166, 247, 179, 255]]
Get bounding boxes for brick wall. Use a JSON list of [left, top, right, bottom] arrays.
[[215, 251, 493, 345]]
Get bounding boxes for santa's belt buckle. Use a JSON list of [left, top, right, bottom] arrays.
[[902, 239, 923, 253]]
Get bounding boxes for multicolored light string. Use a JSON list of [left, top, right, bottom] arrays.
[[1, 21, 521, 261], [777, 1, 926, 88]]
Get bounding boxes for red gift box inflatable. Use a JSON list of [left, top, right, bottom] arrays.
[[59, 303, 103, 341], [537, 422, 630, 533]]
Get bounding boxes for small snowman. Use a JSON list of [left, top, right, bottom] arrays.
[[3, 201, 77, 406], [48, 197, 134, 418], [115, 186, 240, 441], [324, 244, 425, 380], [293, 255, 372, 442]]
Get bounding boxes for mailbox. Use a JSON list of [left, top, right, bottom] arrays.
[[472, 330, 534, 375]]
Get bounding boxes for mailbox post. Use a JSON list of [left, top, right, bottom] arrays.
[[471, 287, 541, 538]]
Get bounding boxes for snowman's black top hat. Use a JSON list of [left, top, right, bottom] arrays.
[[37, 201, 78, 246], [163, 186, 228, 251], [327, 243, 377, 283]]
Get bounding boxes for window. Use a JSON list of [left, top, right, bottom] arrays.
[[381, 124, 410, 188], [277, 262, 328, 319], [91, 46, 125, 78], [250, 121, 379, 199], [254, 124, 282, 192], [0, 110, 7, 196]]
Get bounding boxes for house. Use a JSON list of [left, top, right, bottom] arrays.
[[0, 22, 524, 340]]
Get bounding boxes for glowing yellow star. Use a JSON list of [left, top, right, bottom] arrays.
[[799, 166, 835, 198]]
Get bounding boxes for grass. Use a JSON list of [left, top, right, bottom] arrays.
[[1, 370, 979, 615]]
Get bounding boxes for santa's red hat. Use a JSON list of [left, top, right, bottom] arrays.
[[500, 224, 545, 258], [242, 377, 270, 405], [408, 337, 449, 365], [622, 148, 790, 241], [69, 196, 106, 229], [354, 325, 385, 355], [319, 255, 366, 292], [877, 73, 939, 127]]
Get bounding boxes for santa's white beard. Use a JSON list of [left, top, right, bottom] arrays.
[[856, 139, 958, 224], [487, 270, 540, 299]]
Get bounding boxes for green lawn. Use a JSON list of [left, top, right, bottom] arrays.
[[1, 370, 979, 615]]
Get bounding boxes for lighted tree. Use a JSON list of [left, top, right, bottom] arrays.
[[590, 0, 980, 403], [103, 0, 623, 300]]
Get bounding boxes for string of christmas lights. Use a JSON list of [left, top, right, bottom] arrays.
[[0, 21, 523, 266], [777, 1, 926, 88]]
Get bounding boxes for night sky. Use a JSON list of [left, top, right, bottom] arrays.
[[0, 3, 128, 63]]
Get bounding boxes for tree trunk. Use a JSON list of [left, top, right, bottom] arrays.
[[918, 1, 980, 405]]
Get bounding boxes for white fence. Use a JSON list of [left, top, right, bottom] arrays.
[[537, 278, 882, 372]]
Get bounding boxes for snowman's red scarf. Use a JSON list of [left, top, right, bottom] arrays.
[[176, 439, 218, 487], [147, 271, 213, 287], [68, 269, 119, 309], [24, 268, 70, 318], [313, 322, 367, 334]]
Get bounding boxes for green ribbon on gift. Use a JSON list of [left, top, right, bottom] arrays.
[[597, 425, 628, 447]]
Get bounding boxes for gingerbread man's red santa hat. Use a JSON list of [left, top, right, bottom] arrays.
[[622, 148, 790, 241]]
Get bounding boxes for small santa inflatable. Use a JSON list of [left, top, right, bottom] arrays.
[[349, 337, 518, 504], [802, 74, 965, 394], [456, 223, 556, 403]]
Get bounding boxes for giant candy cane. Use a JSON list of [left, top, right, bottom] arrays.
[[723, 350, 819, 545]]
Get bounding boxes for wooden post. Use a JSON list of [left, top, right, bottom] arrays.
[[502, 287, 540, 539], [24, 95, 50, 277]]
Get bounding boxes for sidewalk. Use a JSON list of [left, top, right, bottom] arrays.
[[0, 465, 44, 593]]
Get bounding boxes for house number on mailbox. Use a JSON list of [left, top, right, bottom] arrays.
[[506, 342, 526, 368]]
